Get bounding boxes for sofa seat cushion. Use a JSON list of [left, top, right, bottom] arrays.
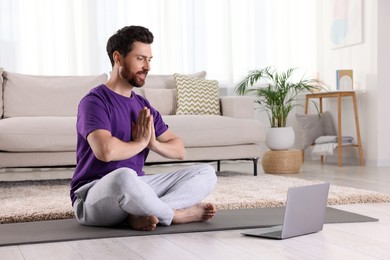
[[163, 115, 265, 147], [0, 115, 264, 152], [0, 117, 76, 152]]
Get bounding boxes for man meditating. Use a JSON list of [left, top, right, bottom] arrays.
[[70, 25, 217, 231]]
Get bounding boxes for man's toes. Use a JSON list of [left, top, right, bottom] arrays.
[[127, 215, 159, 231]]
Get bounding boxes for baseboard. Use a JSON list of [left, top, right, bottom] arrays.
[[321, 156, 360, 165], [365, 159, 390, 167]]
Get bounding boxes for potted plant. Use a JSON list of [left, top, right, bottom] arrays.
[[235, 66, 323, 150]]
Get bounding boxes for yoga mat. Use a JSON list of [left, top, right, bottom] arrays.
[[0, 207, 378, 247]]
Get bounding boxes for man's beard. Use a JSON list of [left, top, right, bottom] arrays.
[[120, 64, 148, 88]]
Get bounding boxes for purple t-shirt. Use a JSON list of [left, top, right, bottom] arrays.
[[70, 84, 168, 204]]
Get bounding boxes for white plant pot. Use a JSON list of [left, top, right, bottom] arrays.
[[265, 126, 295, 150]]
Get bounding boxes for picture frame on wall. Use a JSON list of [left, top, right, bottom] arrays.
[[330, 0, 363, 49]]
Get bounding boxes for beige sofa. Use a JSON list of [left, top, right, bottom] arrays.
[[0, 69, 265, 175]]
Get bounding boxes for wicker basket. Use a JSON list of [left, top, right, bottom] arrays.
[[262, 149, 302, 174]]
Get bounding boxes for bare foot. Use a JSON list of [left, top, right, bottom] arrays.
[[172, 203, 217, 224], [127, 215, 159, 231]]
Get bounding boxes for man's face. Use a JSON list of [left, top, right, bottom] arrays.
[[119, 41, 152, 88]]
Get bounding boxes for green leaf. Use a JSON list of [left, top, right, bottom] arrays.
[[234, 66, 327, 127]]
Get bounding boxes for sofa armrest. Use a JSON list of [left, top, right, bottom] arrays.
[[220, 96, 255, 119]]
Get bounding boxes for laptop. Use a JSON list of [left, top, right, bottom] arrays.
[[242, 182, 330, 240]]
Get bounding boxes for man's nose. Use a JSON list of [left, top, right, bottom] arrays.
[[143, 60, 151, 71]]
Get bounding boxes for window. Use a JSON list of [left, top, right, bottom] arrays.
[[0, 0, 317, 86]]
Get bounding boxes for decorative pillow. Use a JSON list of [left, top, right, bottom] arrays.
[[295, 111, 336, 149], [144, 88, 177, 115], [174, 73, 220, 115]]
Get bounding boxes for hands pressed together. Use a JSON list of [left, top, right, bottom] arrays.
[[132, 107, 157, 150], [131, 106, 184, 160]]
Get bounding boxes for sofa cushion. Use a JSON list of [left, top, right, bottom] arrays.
[[0, 117, 76, 152], [132, 88, 144, 97], [0, 115, 264, 152], [0, 68, 3, 118], [2, 71, 107, 117], [163, 115, 265, 147], [144, 88, 177, 115], [220, 96, 255, 119], [174, 73, 221, 115], [144, 71, 206, 89]]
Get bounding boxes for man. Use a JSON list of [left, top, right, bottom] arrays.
[[70, 26, 217, 231]]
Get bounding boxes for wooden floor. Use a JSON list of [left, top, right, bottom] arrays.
[[1, 161, 390, 260]]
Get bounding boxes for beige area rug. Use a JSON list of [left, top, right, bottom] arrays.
[[1, 172, 390, 224]]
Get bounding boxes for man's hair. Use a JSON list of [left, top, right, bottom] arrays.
[[106, 25, 154, 66]]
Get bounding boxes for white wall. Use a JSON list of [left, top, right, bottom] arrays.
[[315, 0, 390, 167], [376, 0, 390, 166]]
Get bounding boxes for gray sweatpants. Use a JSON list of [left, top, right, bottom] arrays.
[[73, 164, 217, 226]]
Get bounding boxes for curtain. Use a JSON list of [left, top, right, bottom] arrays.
[[0, 0, 317, 86]]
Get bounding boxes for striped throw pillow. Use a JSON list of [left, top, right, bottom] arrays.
[[174, 73, 220, 115]]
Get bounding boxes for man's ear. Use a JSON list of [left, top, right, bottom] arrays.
[[113, 51, 123, 65]]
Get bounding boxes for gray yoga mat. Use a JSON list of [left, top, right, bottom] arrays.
[[0, 207, 378, 247]]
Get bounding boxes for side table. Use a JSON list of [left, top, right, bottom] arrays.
[[262, 149, 302, 174], [304, 91, 364, 166]]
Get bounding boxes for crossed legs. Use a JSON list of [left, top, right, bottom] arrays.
[[73, 164, 217, 230]]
